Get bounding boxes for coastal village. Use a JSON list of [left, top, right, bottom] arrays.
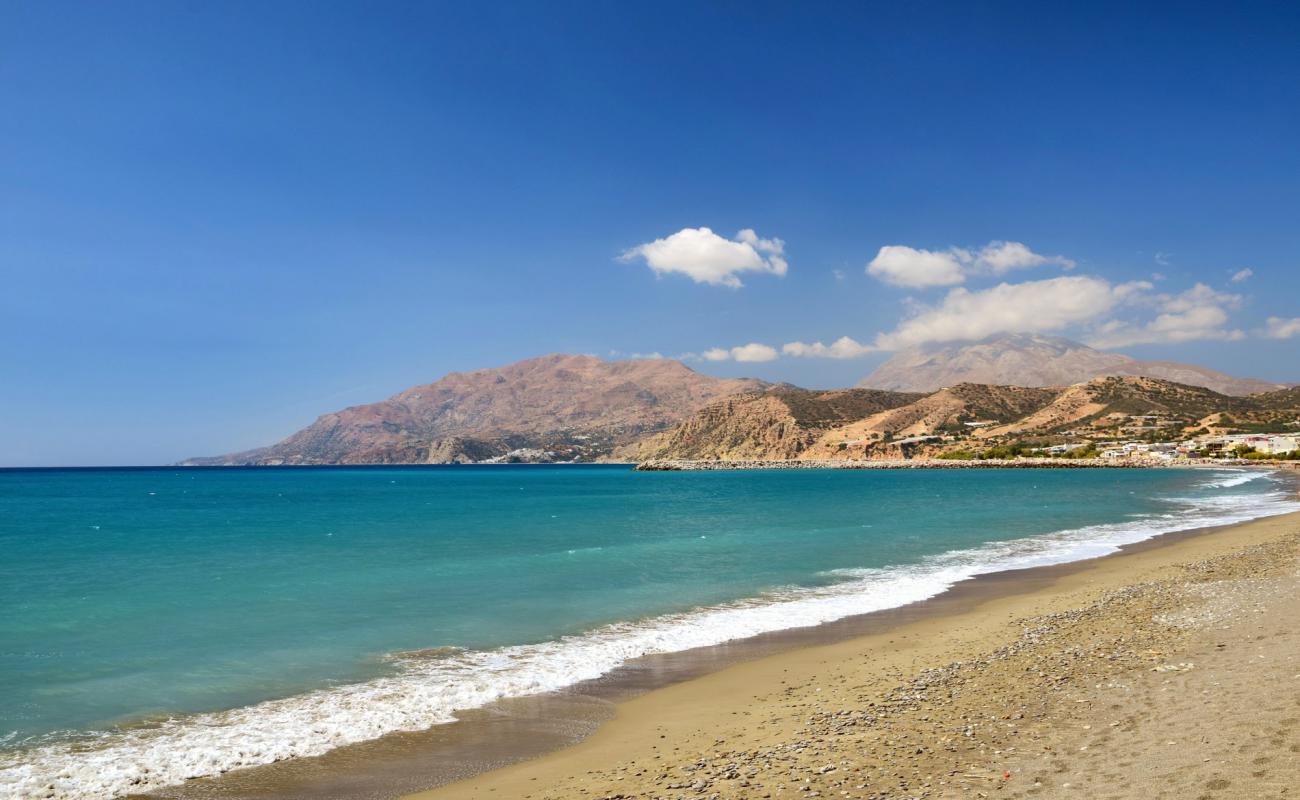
[[884, 413, 1300, 464]]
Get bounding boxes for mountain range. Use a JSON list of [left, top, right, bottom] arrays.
[[184, 338, 1291, 466]]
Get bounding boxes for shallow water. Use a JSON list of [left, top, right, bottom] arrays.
[[1, 465, 1294, 798]]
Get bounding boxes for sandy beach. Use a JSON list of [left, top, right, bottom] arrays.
[[406, 505, 1300, 800]]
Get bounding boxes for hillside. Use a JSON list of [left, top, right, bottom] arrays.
[[612, 387, 922, 462], [789, 384, 1056, 459], [859, 334, 1283, 395], [628, 375, 1300, 462], [852, 384, 1061, 438], [1253, 386, 1300, 410], [183, 355, 767, 465], [625, 383, 1056, 462], [979, 376, 1249, 437]]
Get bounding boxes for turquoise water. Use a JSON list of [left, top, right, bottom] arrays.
[[1, 465, 1295, 798]]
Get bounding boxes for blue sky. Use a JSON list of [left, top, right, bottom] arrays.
[[2, 1, 1298, 466]]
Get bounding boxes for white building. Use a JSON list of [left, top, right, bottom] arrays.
[[1259, 435, 1299, 455]]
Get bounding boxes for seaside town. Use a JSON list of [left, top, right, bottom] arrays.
[[922, 413, 1300, 464]]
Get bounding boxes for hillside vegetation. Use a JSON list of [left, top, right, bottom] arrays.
[[630, 375, 1300, 462]]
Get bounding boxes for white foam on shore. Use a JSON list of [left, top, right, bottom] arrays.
[[3, 471, 1297, 800], [1203, 470, 1266, 489]]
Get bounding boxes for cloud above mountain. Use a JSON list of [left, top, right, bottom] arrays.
[[784, 277, 1244, 357], [1262, 316, 1300, 339], [873, 276, 1150, 350], [620, 227, 787, 288], [783, 336, 877, 359], [636, 233, 1275, 366], [866, 240, 1074, 288], [1086, 283, 1244, 348], [701, 343, 780, 362]]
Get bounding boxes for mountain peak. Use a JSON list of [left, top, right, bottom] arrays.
[[860, 334, 1281, 396], [183, 354, 767, 466]]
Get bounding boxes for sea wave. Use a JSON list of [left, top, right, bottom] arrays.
[[1202, 469, 1267, 489], [3, 470, 1297, 800]]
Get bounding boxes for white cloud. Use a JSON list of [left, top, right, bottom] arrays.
[[698, 343, 780, 362], [975, 241, 1076, 273], [1162, 283, 1239, 314], [867, 245, 966, 288], [782, 336, 877, 359], [1086, 283, 1244, 348], [866, 240, 1073, 288], [620, 227, 787, 288], [872, 276, 1143, 350], [1154, 251, 1172, 266], [730, 342, 780, 362], [1230, 267, 1254, 283], [859, 275, 1247, 352], [1263, 316, 1300, 339], [608, 350, 664, 360]]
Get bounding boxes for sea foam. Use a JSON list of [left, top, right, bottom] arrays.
[[2, 471, 1296, 800], [1203, 469, 1266, 489]]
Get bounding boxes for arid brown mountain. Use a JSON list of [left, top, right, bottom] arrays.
[[612, 387, 922, 462], [794, 383, 1061, 459], [183, 354, 767, 465], [850, 384, 1059, 438], [975, 376, 1252, 438], [859, 334, 1283, 396], [630, 375, 1300, 462], [630, 382, 1057, 462]]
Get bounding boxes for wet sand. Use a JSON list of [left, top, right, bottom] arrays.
[[403, 508, 1300, 800]]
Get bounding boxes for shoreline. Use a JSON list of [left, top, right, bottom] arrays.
[[128, 470, 1300, 800], [401, 505, 1300, 800], [633, 457, 1264, 471]]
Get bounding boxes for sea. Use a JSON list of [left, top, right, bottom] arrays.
[[1, 464, 1296, 799]]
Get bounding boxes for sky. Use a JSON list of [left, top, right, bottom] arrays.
[[2, 1, 1298, 466]]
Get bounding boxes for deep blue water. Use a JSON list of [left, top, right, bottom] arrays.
[[0, 465, 1294, 798]]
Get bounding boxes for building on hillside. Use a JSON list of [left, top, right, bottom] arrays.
[[892, 435, 942, 447]]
